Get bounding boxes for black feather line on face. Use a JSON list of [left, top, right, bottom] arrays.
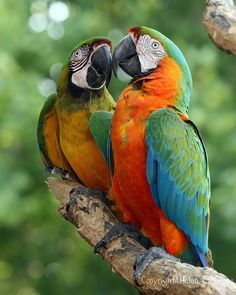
[[70, 57, 88, 72], [69, 45, 92, 73]]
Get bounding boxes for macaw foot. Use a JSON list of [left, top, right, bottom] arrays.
[[94, 222, 144, 253], [69, 186, 109, 206], [134, 247, 179, 286], [46, 166, 73, 180]]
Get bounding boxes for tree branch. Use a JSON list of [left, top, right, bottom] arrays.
[[203, 0, 236, 55], [47, 177, 236, 295]]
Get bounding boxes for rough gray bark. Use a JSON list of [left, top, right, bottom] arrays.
[[47, 177, 236, 295], [204, 0, 236, 55]]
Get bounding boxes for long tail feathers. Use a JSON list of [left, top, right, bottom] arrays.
[[192, 245, 208, 267]]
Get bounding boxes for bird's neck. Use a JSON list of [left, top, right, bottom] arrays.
[[56, 68, 106, 111], [56, 85, 115, 114], [130, 56, 191, 115]]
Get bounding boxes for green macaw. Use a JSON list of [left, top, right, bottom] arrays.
[[37, 37, 116, 192]]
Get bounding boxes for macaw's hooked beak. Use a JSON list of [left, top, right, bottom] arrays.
[[112, 35, 141, 78], [87, 45, 112, 89]]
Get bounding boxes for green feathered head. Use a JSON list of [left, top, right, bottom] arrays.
[[57, 37, 112, 97]]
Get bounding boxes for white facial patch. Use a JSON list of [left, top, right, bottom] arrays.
[[70, 44, 94, 89], [71, 63, 91, 89], [136, 34, 166, 73], [70, 44, 108, 90]]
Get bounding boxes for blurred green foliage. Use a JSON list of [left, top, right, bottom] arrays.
[[0, 0, 236, 294]]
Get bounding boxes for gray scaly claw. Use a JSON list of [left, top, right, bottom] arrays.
[[46, 166, 73, 180], [70, 186, 109, 206], [94, 222, 141, 254], [134, 247, 179, 286]]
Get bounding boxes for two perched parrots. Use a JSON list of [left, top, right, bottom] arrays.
[[37, 27, 212, 267], [37, 37, 116, 192], [109, 26, 211, 266]]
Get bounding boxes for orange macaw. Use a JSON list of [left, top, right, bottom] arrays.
[[96, 27, 211, 278]]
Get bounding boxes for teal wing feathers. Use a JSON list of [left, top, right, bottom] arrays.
[[146, 108, 210, 254]]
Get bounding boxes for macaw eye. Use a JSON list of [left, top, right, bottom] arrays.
[[73, 49, 81, 58], [151, 42, 159, 50]]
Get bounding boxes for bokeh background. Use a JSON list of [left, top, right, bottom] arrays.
[[0, 0, 236, 294]]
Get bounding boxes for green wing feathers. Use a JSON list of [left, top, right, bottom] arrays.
[[37, 94, 57, 167], [89, 110, 113, 162], [146, 108, 210, 253], [37, 94, 73, 173]]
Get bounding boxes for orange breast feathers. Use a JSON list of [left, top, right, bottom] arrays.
[[135, 56, 183, 110], [110, 96, 163, 246], [57, 108, 111, 192], [109, 56, 189, 255]]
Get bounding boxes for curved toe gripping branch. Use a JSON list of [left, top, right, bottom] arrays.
[[45, 166, 74, 180], [47, 177, 236, 295]]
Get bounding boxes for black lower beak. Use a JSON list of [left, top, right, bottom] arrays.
[[112, 35, 141, 78], [87, 45, 112, 89]]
